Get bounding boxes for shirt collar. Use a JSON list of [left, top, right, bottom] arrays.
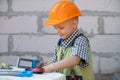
[[61, 28, 80, 51]]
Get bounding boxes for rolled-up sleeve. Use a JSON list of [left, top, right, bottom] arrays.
[[52, 46, 57, 62], [71, 36, 89, 68]]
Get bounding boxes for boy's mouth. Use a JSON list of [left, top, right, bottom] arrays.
[[60, 34, 63, 37]]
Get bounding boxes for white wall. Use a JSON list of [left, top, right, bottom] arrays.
[[0, 0, 120, 79]]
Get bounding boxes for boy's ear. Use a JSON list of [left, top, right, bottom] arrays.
[[72, 18, 78, 28]]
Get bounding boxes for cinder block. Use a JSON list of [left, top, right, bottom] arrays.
[[12, 0, 57, 11], [12, 35, 59, 53], [74, 0, 120, 12], [42, 18, 56, 34], [0, 0, 8, 12], [42, 26, 56, 34], [89, 35, 120, 53], [113, 73, 120, 80], [0, 35, 8, 52], [0, 16, 37, 33], [95, 74, 113, 80], [78, 16, 99, 34], [100, 56, 120, 74], [92, 55, 99, 73], [41, 55, 52, 63], [104, 17, 120, 34]]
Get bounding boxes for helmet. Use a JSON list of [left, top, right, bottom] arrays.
[[44, 0, 82, 26]]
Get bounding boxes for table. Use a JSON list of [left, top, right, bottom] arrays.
[[0, 72, 66, 80]]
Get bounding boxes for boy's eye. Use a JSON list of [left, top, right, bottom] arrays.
[[59, 27, 64, 29], [54, 26, 64, 30]]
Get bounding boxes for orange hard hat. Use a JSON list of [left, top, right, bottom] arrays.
[[44, 0, 82, 26]]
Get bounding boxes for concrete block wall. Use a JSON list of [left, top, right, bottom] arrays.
[[0, 0, 120, 79]]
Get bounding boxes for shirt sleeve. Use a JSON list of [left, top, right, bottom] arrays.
[[71, 36, 89, 68], [52, 46, 57, 62]]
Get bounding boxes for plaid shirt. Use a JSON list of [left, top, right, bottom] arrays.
[[52, 29, 89, 68]]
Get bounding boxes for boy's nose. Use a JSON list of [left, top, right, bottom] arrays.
[[56, 29, 61, 35], [56, 29, 60, 34]]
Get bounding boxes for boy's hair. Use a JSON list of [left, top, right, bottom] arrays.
[[44, 0, 82, 26], [72, 17, 79, 22]]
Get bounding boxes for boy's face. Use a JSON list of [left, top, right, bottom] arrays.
[[53, 18, 78, 39]]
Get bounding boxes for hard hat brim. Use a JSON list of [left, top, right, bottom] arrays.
[[44, 14, 82, 26]]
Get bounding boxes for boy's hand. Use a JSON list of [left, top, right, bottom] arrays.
[[36, 62, 44, 67], [32, 67, 45, 74]]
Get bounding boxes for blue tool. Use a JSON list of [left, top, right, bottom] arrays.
[[17, 71, 33, 77], [32, 60, 40, 68]]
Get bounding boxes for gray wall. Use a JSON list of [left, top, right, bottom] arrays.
[[0, 0, 120, 80]]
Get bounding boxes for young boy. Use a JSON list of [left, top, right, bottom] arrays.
[[37, 0, 94, 80]]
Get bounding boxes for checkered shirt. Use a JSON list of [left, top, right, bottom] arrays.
[[52, 29, 89, 68]]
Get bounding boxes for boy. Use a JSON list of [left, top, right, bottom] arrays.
[[37, 0, 94, 80]]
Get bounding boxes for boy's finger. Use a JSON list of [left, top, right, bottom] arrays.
[[37, 62, 44, 67]]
